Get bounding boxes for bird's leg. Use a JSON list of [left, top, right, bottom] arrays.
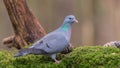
[[50, 54, 60, 63], [69, 43, 74, 48]]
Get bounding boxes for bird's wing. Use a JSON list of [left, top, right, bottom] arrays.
[[31, 32, 69, 54]]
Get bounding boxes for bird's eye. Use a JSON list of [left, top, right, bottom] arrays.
[[69, 18, 72, 20]]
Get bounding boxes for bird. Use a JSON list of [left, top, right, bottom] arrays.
[[14, 15, 78, 63]]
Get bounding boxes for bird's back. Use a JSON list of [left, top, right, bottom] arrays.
[[30, 31, 69, 54]]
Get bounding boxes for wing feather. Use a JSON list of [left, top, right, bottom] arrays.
[[30, 32, 69, 54]]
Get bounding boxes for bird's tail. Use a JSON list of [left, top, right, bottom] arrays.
[[14, 48, 48, 57], [14, 48, 32, 57]]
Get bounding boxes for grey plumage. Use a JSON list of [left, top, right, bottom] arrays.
[[14, 15, 78, 63]]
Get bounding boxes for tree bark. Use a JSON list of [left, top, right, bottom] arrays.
[[3, 0, 46, 49]]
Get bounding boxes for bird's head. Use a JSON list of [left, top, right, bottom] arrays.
[[60, 15, 78, 31], [63, 15, 78, 24]]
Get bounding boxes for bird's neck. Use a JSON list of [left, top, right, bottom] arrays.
[[61, 23, 71, 32]]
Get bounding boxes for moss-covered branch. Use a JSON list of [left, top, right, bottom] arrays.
[[0, 46, 120, 68]]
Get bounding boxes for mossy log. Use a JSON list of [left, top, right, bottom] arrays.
[[0, 46, 120, 68]]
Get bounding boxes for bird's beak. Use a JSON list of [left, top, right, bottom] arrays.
[[74, 19, 78, 23]]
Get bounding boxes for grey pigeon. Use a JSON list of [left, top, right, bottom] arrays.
[[14, 15, 78, 63]]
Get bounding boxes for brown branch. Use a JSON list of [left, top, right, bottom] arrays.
[[3, 0, 46, 49]]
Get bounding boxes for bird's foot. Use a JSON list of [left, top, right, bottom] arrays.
[[69, 43, 74, 48], [54, 60, 61, 64]]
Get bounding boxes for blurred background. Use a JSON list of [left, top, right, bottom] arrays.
[[0, 0, 120, 50]]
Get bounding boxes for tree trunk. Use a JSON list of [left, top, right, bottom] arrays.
[[3, 0, 46, 49]]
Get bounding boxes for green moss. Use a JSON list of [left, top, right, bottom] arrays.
[[0, 46, 120, 68], [62, 46, 120, 68]]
